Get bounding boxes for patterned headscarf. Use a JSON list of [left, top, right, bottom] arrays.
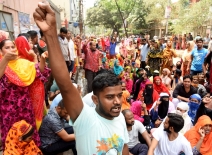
[[4, 120, 42, 155]]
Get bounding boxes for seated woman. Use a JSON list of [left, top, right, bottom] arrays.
[[157, 102, 193, 134], [194, 92, 212, 124], [4, 120, 42, 155], [161, 68, 172, 90], [113, 59, 123, 77], [130, 101, 150, 126], [153, 76, 170, 95], [0, 35, 50, 148], [149, 93, 175, 127], [184, 115, 212, 155], [141, 81, 159, 110], [124, 73, 133, 94], [187, 94, 202, 124]]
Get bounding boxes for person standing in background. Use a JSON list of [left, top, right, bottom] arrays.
[[66, 30, 76, 78]]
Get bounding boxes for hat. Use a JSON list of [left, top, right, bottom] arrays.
[[153, 70, 159, 74], [145, 65, 150, 69]]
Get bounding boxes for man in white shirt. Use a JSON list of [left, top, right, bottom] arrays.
[[33, 3, 130, 154], [66, 30, 76, 78], [123, 109, 151, 155], [148, 113, 193, 155]]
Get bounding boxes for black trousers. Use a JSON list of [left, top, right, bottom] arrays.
[[85, 69, 97, 93], [41, 127, 77, 155], [129, 143, 148, 155]]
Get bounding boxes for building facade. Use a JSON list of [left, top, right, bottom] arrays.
[[51, 0, 80, 34], [0, 0, 61, 40]]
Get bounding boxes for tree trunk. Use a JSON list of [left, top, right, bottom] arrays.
[[114, 0, 128, 37]]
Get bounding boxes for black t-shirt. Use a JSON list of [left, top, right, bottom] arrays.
[[173, 84, 197, 101]]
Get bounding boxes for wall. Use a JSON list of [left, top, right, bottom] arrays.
[[1, 0, 61, 38]]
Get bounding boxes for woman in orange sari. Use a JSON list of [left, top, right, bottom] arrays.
[[181, 41, 194, 76], [184, 115, 212, 155], [161, 40, 177, 71], [0, 34, 50, 149], [4, 120, 42, 155]]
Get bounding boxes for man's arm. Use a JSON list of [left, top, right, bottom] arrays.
[[147, 138, 158, 155], [141, 131, 151, 147], [57, 129, 75, 142], [33, 2, 83, 122], [122, 144, 129, 155]]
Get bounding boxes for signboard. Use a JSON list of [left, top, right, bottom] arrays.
[[1, 22, 6, 29], [18, 12, 30, 33]]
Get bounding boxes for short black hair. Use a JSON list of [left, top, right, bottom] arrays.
[[58, 100, 65, 109], [122, 109, 132, 117], [40, 30, 44, 37], [22, 127, 34, 140], [60, 27, 68, 34], [167, 113, 184, 133], [196, 37, 203, 43], [183, 75, 192, 81], [18, 33, 30, 40], [96, 69, 113, 76], [175, 69, 182, 76], [92, 72, 121, 96], [27, 30, 38, 39]]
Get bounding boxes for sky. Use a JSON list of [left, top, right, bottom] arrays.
[[85, 0, 96, 9]]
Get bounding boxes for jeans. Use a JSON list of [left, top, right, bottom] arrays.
[[41, 127, 77, 155], [85, 69, 97, 93], [129, 143, 148, 155], [69, 61, 75, 72], [190, 70, 202, 76]]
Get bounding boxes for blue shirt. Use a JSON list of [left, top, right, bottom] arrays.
[[110, 42, 116, 55], [140, 44, 150, 61], [191, 48, 208, 71], [50, 94, 62, 109]]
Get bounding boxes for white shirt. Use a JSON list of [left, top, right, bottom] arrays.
[[153, 128, 193, 155], [68, 39, 76, 61], [69, 103, 129, 155], [82, 91, 96, 107], [158, 112, 193, 135], [127, 120, 146, 148]]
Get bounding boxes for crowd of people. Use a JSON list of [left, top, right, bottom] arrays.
[[1, 1, 212, 155]]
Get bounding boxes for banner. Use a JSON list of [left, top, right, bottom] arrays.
[[18, 12, 30, 33]]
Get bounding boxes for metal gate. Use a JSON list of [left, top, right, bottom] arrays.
[[0, 11, 14, 40]]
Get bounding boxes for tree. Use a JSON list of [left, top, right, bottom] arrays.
[[86, 0, 148, 36]]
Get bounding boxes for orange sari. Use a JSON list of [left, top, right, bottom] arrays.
[[4, 120, 42, 155], [184, 115, 212, 155]]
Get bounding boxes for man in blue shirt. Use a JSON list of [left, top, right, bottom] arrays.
[[189, 38, 208, 76], [140, 38, 150, 69], [109, 34, 117, 59]]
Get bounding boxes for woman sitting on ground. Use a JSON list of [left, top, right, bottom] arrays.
[[187, 94, 202, 124], [184, 115, 212, 155], [4, 120, 42, 155]]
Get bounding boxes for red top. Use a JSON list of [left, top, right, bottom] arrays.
[[83, 45, 101, 72]]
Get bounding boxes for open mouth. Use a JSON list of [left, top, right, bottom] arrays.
[[111, 107, 121, 113]]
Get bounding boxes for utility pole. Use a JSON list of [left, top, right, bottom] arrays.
[[70, 0, 73, 31], [79, 0, 83, 36]]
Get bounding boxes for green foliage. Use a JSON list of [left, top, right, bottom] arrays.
[[86, 0, 148, 35]]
